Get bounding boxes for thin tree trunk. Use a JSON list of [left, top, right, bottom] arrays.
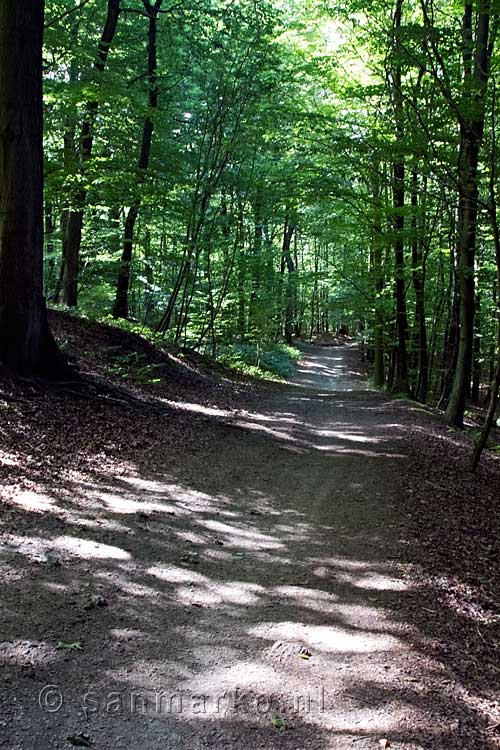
[[446, 2, 493, 425], [61, 0, 120, 307], [471, 290, 482, 402], [113, 0, 161, 319], [282, 217, 296, 345], [371, 167, 385, 387], [411, 170, 429, 402], [391, 0, 409, 393]]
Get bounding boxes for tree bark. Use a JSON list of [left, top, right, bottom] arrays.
[[391, 0, 409, 393], [0, 2, 66, 376], [61, 0, 121, 307], [113, 0, 161, 319], [446, 2, 493, 425], [370, 167, 385, 388], [282, 217, 296, 345], [411, 170, 429, 402]]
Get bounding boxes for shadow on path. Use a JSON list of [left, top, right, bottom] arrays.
[[0, 346, 497, 749]]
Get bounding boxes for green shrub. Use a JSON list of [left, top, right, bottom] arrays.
[[217, 342, 301, 380]]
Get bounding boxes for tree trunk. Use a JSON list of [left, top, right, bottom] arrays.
[[371, 167, 385, 388], [113, 0, 161, 319], [61, 0, 120, 307], [282, 218, 296, 345], [0, 2, 66, 376], [248, 193, 263, 334], [446, 2, 493, 426], [411, 170, 429, 402], [471, 290, 482, 401], [391, 0, 409, 393]]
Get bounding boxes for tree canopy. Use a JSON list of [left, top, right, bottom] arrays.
[[2, 0, 500, 455]]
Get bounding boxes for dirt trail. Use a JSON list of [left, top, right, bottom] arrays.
[[0, 346, 490, 749]]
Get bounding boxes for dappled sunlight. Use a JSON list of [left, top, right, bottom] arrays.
[[200, 518, 285, 550], [2, 532, 131, 561], [9, 489, 57, 513], [2, 345, 497, 749], [292, 345, 372, 394], [249, 620, 403, 654], [311, 428, 374, 442]]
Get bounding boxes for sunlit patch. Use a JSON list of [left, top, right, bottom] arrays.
[[94, 493, 177, 516], [272, 585, 339, 613], [200, 519, 285, 550], [50, 535, 131, 560], [160, 400, 231, 418], [147, 564, 264, 606], [10, 490, 56, 513], [312, 557, 376, 570], [189, 661, 280, 694], [177, 580, 262, 606], [147, 564, 207, 585], [204, 548, 229, 562], [71, 516, 131, 533], [5, 533, 131, 561], [351, 574, 408, 592], [42, 582, 68, 593], [175, 531, 208, 545], [104, 572, 160, 599], [0, 450, 20, 467], [233, 419, 301, 442], [312, 429, 374, 443], [249, 621, 402, 653], [120, 476, 171, 492], [110, 628, 144, 641]]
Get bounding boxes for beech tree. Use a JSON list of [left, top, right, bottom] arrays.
[[0, 2, 65, 376]]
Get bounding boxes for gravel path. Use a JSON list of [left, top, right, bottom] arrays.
[[1, 345, 492, 749]]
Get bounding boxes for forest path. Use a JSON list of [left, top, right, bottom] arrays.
[[2, 346, 477, 750]]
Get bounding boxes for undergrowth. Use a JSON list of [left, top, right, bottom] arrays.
[[49, 306, 301, 382]]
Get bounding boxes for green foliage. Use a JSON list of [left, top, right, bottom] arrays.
[[217, 343, 301, 380], [40, 0, 500, 410]]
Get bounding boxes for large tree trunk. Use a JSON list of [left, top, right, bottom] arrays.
[[0, 2, 66, 376], [61, 0, 121, 307]]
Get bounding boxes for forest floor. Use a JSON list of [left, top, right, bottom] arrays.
[[1, 314, 500, 750]]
